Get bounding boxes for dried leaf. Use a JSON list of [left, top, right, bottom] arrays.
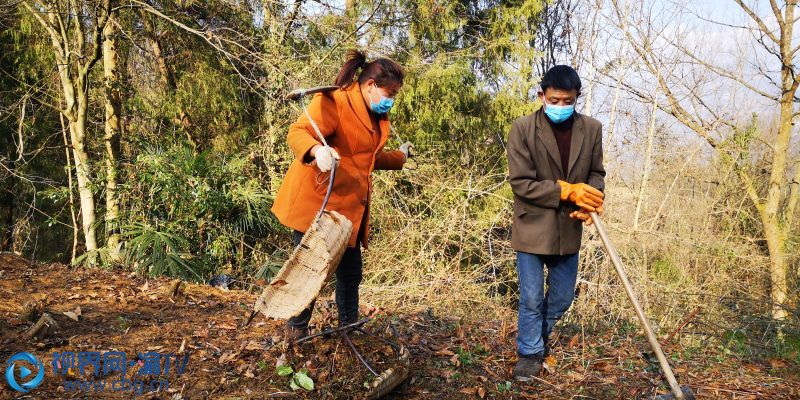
[[769, 358, 788, 369], [270, 279, 288, 288], [434, 349, 455, 356], [568, 333, 580, 348], [245, 340, 263, 351], [566, 371, 584, 381], [275, 353, 287, 368], [63, 306, 81, 321], [450, 354, 460, 366], [458, 388, 476, 395]]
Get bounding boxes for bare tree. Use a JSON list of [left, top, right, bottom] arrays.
[[610, 0, 799, 322], [531, 0, 579, 77]]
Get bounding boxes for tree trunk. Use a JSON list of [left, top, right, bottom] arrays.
[[762, 212, 788, 321], [60, 112, 79, 263], [103, 15, 122, 260], [68, 96, 99, 252], [141, 10, 197, 149], [0, 158, 14, 252], [59, 67, 98, 253], [761, 86, 795, 322], [760, 1, 797, 323], [604, 73, 622, 150], [633, 100, 657, 230]]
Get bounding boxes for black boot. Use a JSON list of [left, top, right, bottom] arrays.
[[284, 322, 308, 343], [285, 305, 313, 343], [513, 353, 544, 382]]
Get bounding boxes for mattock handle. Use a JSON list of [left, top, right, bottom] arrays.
[[590, 212, 686, 400]]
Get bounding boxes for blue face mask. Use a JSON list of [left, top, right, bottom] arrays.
[[369, 88, 394, 114], [544, 102, 575, 123]]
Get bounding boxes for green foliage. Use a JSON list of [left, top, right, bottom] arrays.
[[73, 247, 116, 268], [123, 221, 204, 281], [496, 380, 512, 393], [650, 256, 681, 285], [721, 329, 750, 356], [456, 346, 477, 367], [124, 145, 279, 279], [275, 365, 314, 391]]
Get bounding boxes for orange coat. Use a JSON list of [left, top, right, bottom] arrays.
[[271, 84, 406, 248]]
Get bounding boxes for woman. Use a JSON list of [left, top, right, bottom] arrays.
[[271, 50, 412, 340]]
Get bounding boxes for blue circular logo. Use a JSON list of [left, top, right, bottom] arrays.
[[5, 352, 44, 393]]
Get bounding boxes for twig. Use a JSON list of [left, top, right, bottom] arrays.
[[661, 306, 701, 346]]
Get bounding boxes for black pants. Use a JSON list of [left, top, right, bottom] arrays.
[[287, 230, 363, 328]]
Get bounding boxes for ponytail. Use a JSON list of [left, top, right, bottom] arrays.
[[334, 49, 405, 89], [335, 49, 368, 88]]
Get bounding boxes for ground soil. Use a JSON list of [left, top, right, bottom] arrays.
[[1, 254, 798, 399]]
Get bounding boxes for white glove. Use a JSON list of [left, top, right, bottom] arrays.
[[313, 145, 340, 172], [399, 142, 414, 160]]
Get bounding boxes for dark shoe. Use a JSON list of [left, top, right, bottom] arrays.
[[285, 323, 308, 343], [513, 353, 544, 382], [338, 313, 359, 327]]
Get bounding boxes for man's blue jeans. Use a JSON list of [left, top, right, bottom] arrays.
[[516, 251, 579, 356]]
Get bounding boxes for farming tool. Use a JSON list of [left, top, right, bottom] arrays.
[[243, 85, 410, 399], [590, 212, 696, 400]]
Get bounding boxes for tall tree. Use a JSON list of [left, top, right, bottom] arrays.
[[22, 0, 114, 253], [103, 8, 122, 259]]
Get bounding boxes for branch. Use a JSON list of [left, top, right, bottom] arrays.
[[611, 0, 717, 146], [769, 0, 785, 26], [22, 1, 66, 62], [736, 165, 765, 214], [734, 0, 780, 44], [80, 0, 111, 78], [665, 38, 780, 102], [126, 0, 287, 91], [308, 0, 384, 74]]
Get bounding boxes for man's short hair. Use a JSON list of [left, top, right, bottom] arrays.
[[540, 65, 582, 94]]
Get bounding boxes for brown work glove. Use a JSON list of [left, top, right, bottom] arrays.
[[558, 180, 604, 211], [569, 206, 604, 226]]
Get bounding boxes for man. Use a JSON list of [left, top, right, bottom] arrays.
[[506, 65, 606, 381]]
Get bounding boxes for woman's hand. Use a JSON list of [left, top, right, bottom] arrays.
[[312, 145, 340, 172], [399, 142, 414, 160]]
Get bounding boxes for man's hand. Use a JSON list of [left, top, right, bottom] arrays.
[[569, 206, 604, 226], [312, 145, 340, 172], [558, 181, 604, 211], [399, 142, 414, 160]]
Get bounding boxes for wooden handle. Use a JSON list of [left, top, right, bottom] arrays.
[[589, 212, 685, 400], [287, 85, 339, 101]]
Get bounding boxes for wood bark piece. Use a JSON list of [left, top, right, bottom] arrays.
[[254, 210, 352, 319], [365, 346, 410, 400], [25, 313, 59, 340], [19, 300, 43, 322]]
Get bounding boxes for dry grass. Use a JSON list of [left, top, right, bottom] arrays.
[[360, 153, 796, 360]]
